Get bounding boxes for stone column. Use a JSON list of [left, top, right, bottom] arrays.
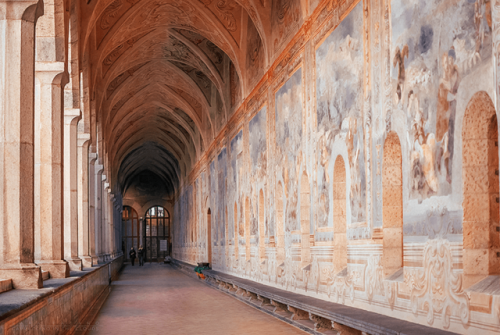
[[102, 177, 109, 261], [34, 65, 70, 278], [113, 197, 119, 257], [104, 183, 111, 260], [0, 0, 43, 289], [110, 194, 116, 258], [63, 108, 82, 271], [95, 165, 103, 262], [88, 153, 98, 264], [77, 131, 91, 267]]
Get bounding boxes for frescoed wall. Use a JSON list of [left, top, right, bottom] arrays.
[[249, 107, 267, 237], [275, 68, 303, 246], [392, 0, 492, 200], [316, 1, 366, 229], [171, 1, 500, 334]]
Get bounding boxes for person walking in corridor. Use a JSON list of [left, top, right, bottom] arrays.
[[129, 247, 137, 266], [138, 245, 145, 266]]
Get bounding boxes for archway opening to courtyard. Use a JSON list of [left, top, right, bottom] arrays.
[[207, 208, 212, 265], [144, 206, 170, 262], [122, 206, 139, 261]]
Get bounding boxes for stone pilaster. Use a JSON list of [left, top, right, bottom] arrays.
[[0, 0, 44, 289], [88, 153, 98, 264], [101, 176, 109, 261], [34, 65, 69, 279], [77, 132, 91, 267], [63, 108, 82, 271], [95, 165, 104, 262]]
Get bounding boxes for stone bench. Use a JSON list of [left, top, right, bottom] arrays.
[[0, 279, 12, 294], [0, 256, 123, 334], [200, 269, 457, 335]]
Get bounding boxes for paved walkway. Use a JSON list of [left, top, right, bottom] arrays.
[[89, 263, 306, 335]]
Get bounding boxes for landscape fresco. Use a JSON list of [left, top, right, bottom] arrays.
[[316, 1, 366, 226]]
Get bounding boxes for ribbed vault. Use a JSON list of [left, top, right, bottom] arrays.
[[80, 0, 307, 198]]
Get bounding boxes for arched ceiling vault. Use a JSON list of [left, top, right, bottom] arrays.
[[80, 0, 297, 195]]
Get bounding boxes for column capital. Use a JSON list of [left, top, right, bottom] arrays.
[[89, 152, 98, 164], [0, 0, 43, 21], [64, 108, 81, 124], [35, 61, 66, 79], [95, 164, 104, 174], [78, 132, 91, 146]]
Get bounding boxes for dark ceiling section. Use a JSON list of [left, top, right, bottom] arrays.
[[118, 142, 180, 196]]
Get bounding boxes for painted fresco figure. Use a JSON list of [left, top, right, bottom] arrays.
[[436, 49, 460, 184], [318, 135, 330, 227], [346, 118, 362, 220], [393, 44, 409, 104]]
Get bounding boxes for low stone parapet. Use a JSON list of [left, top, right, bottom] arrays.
[[0, 255, 123, 335]]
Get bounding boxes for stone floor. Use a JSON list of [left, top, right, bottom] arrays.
[[89, 263, 306, 335]]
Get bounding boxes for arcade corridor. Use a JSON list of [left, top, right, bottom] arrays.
[[89, 264, 305, 335], [1, 0, 500, 333]]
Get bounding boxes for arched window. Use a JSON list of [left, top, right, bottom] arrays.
[[382, 131, 403, 277], [333, 156, 347, 274], [234, 202, 238, 260], [301, 171, 311, 266], [144, 206, 170, 262], [462, 91, 500, 288], [259, 189, 265, 260], [122, 206, 139, 260], [245, 197, 251, 261], [276, 181, 285, 262], [207, 208, 212, 264]]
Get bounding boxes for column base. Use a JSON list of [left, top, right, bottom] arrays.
[[98, 255, 105, 264], [91, 255, 99, 265], [0, 263, 42, 289], [80, 256, 93, 268], [37, 260, 70, 278], [65, 257, 83, 271]]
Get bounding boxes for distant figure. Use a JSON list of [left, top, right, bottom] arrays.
[[129, 247, 137, 266], [138, 245, 145, 266]]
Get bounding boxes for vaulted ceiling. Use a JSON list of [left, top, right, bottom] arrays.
[[80, 0, 308, 196]]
